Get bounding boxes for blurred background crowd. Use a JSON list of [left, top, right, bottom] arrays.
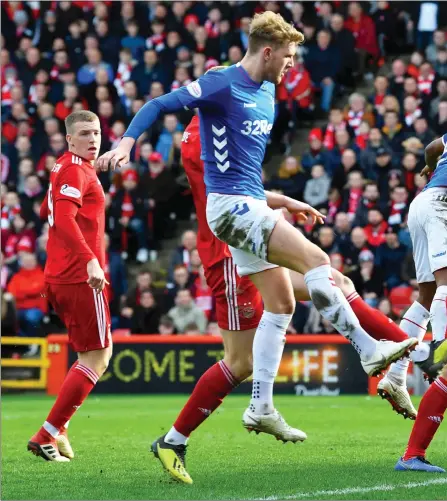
[[2, 1, 447, 348]]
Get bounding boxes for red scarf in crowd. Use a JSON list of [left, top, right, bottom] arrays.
[[388, 201, 407, 225], [1, 205, 21, 230], [418, 72, 435, 95], [204, 19, 219, 38], [146, 33, 165, 52], [347, 188, 362, 215], [347, 109, 364, 133], [404, 108, 422, 127], [323, 122, 348, 150]]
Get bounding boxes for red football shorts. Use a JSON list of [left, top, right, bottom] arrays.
[[205, 257, 263, 331], [45, 282, 111, 352]]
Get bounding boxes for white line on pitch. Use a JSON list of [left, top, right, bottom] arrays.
[[253, 477, 447, 500]]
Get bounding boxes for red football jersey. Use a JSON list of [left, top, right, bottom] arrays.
[[43, 152, 106, 284], [181, 116, 231, 270]]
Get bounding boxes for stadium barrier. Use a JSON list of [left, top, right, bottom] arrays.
[[47, 334, 369, 395], [2, 337, 49, 389]]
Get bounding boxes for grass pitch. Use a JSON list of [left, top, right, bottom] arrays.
[[2, 394, 446, 500]]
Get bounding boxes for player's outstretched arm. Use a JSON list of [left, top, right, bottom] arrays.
[[97, 71, 230, 172], [264, 190, 325, 225], [96, 92, 185, 171], [421, 136, 445, 176]]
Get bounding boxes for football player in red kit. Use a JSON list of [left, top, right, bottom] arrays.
[[151, 111, 420, 484], [27, 111, 111, 462]]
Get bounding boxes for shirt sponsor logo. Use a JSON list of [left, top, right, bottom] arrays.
[[186, 81, 202, 98], [60, 184, 81, 198]]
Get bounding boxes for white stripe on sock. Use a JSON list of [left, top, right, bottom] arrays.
[[43, 420, 60, 438]]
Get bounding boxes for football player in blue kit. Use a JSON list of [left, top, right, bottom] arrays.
[[98, 11, 416, 442]]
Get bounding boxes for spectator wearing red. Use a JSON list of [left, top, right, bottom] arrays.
[[364, 208, 387, 248], [301, 128, 330, 174], [323, 108, 352, 151], [1, 191, 21, 231], [7, 252, 47, 336], [406, 51, 424, 79], [343, 93, 375, 135], [342, 171, 364, 220], [418, 61, 436, 96], [402, 152, 419, 194], [403, 96, 422, 130], [191, 265, 215, 321], [277, 59, 312, 113], [3, 213, 37, 263], [387, 185, 409, 226], [369, 75, 390, 115], [55, 83, 82, 120], [345, 2, 379, 77]]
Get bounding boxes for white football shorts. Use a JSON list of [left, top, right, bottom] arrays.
[[206, 193, 279, 276], [408, 187, 447, 283]]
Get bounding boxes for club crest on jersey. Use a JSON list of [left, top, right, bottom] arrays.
[[187, 80, 202, 98], [60, 184, 81, 198]]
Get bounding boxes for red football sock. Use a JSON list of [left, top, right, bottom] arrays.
[[347, 293, 408, 342], [41, 363, 99, 438], [403, 377, 447, 460], [173, 360, 238, 437]]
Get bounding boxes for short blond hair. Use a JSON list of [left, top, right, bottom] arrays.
[[248, 11, 304, 52], [65, 110, 99, 134]]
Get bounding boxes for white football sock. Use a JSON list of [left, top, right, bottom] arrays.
[[304, 264, 377, 360], [165, 426, 188, 445], [430, 285, 447, 342], [43, 421, 59, 438], [387, 302, 430, 382], [250, 311, 291, 415]]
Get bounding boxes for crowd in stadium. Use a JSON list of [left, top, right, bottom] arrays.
[[1, 1, 447, 343]]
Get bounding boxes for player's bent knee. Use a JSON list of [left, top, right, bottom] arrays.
[[301, 246, 330, 273]]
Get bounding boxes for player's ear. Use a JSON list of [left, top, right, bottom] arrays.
[[263, 46, 272, 61], [66, 133, 72, 147]]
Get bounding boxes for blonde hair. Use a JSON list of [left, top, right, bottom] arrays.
[[65, 110, 99, 134], [248, 11, 304, 52]]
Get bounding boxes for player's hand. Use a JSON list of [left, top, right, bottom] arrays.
[[284, 200, 326, 225], [420, 164, 435, 177], [96, 147, 130, 172], [86, 258, 109, 293]]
